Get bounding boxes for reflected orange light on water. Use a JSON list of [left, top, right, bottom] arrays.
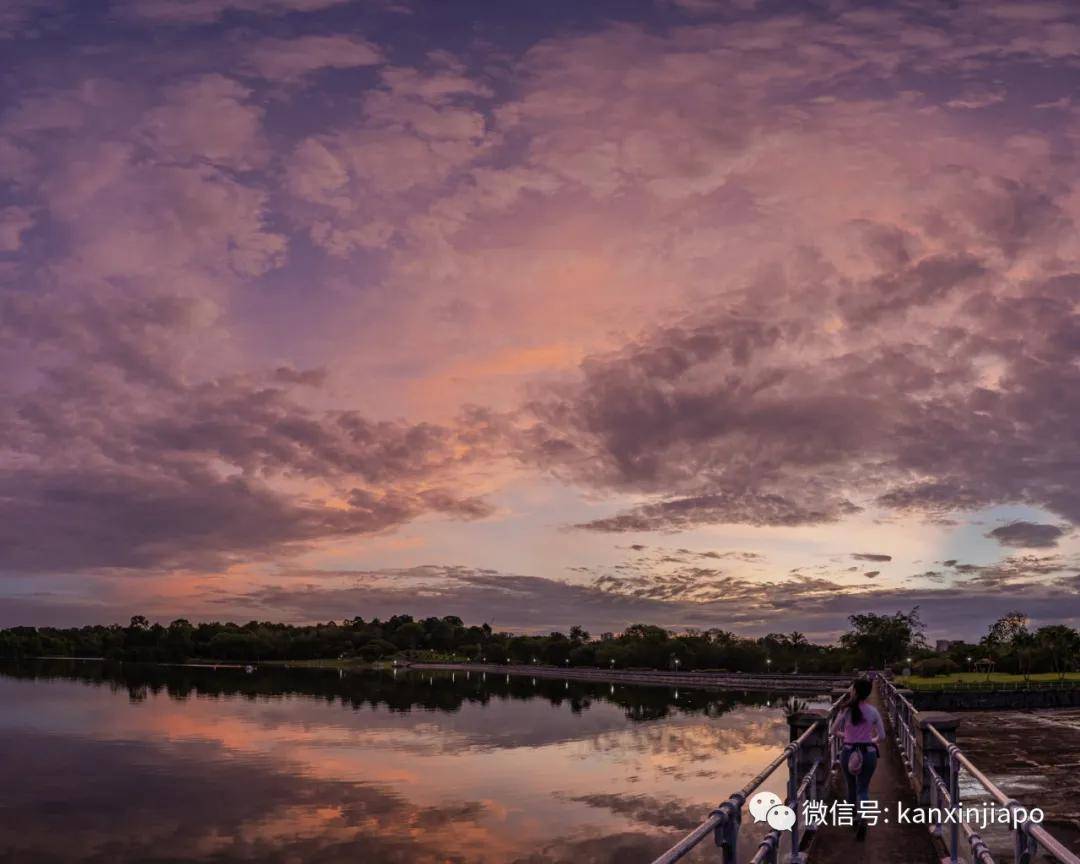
[[0, 665, 820, 862]]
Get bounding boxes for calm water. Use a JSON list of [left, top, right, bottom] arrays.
[[0, 661, 825, 863]]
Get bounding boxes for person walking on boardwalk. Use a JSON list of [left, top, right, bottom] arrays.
[[830, 677, 885, 841]]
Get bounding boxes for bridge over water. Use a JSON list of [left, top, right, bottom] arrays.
[[415, 663, 1078, 862], [653, 678, 1080, 864]]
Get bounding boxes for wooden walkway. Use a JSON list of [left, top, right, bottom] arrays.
[[808, 683, 939, 863]]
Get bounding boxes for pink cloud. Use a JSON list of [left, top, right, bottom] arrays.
[[4, 1, 1080, 631], [0, 206, 34, 251], [242, 35, 383, 81], [140, 75, 267, 170]]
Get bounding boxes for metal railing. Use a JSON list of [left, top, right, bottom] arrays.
[[880, 678, 1080, 864], [650, 697, 842, 864]]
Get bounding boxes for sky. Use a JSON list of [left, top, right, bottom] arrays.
[[2, 0, 1080, 641]]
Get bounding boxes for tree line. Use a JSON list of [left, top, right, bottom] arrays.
[[0, 608, 1076, 676]]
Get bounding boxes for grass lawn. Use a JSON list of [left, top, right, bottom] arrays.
[[899, 671, 1080, 689]]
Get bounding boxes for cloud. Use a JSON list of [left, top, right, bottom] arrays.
[[2, 79, 286, 289], [945, 87, 1008, 110], [0, 206, 34, 251], [986, 521, 1068, 548], [947, 553, 1074, 589], [5, 0, 1080, 635], [180, 556, 1080, 641], [139, 75, 266, 170], [573, 492, 860, 532], [116, 0, 354, 24], [0, 466, 490, 575], [852, 553, 892, 562], [522, 258, 1080, 532], [242, 35, 383, 81], [0, 290, 498, 574], [285, 60, 495, 254], [864, 571, 881, 579], [0, 0, 64, 38]]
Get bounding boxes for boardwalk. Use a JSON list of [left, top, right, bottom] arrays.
[[807, 682, 938, 863]]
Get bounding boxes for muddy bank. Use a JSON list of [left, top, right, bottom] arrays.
[[958, 709, 1080, 859]]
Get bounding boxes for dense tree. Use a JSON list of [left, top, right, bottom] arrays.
[[839, 608, 926, 668], [1, 609, 1075, 675], [1036, 625, 1080, 676], [984, 611, 1030, 647]]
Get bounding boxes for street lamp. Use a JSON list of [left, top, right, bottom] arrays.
[[674, 658, 681, 670], [610, 658, 615, 669]]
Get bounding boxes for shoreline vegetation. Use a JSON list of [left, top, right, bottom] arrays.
[[2, 608, 1078, 680]]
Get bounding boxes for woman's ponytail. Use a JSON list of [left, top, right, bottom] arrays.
[[850, 690, 864, 725], [849, 677, 872, 725]]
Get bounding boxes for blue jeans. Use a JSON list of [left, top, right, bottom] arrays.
[[842, 744, 878, 809]]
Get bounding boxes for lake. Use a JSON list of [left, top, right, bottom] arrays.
[[0, 660, 822, 863]]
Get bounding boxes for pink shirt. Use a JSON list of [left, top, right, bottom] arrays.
[[835, 704, 884, 744]]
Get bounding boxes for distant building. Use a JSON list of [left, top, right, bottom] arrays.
[[935, 639, 963, 653]]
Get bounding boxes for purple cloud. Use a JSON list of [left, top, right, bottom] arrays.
[[4, 0, 1080, 634], [986, 521, 1068, 549]]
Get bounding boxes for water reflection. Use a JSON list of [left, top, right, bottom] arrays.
[[0, 661, 827, 863]]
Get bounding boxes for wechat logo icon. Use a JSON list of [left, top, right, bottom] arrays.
[[748, 791, 797, 831]]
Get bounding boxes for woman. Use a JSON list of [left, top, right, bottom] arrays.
[[830, 677, 885, 841]]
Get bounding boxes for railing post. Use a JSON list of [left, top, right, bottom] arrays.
[[948, 745, 960, 864], [787, 709, 829, 796], [1008, 799, 1039, 864], [913, 712, 960, 807], [714, 797, 741, 864], [787, 747, 802, 863], [894, 688, 916, 772], [928, 764, 942, 839], [787, 709, 827, 863]]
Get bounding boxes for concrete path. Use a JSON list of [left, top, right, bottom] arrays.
[[808, 683, 940, 864]]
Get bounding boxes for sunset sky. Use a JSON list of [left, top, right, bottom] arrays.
[[3, 0, 1079, 639]]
